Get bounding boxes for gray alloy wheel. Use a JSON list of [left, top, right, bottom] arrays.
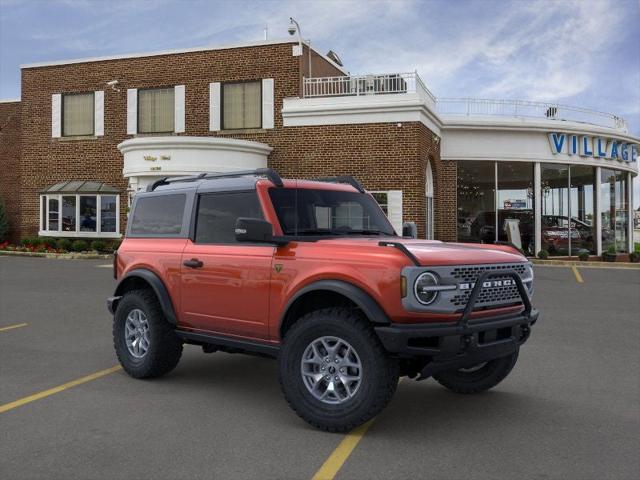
[[300, 336, 363, 405], [124, 308, 150, 358]]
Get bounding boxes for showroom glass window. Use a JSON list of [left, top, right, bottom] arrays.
[[138, 88, 175, 133], [457, 161, 496, 244], [62, 92, 94, 136], [541, 164, 570, 256], [601, 168, 629, 253], [569, 165, 596, 254], [40, 194, 120, 237], [222, 81, 261, 130], [497, 162, 535, 255]]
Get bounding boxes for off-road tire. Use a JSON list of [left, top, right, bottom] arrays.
[[433, 349, 519, 394], [278, 307, 399, 432], [113, 289, 183, 379]]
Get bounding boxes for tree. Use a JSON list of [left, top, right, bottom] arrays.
[[0, 197, 9, 242]]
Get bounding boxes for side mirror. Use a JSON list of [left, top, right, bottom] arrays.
[[235, 218, 274, 243], [402, 221, 417, 239]]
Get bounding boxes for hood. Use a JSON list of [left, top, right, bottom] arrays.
[[313, 237, 527, 266], [400, 240, 526, 266]]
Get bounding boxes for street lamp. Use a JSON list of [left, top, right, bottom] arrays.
[[288, 17, 311, 77]]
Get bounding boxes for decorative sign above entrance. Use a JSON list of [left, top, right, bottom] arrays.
[[548, 132, 638, 163]]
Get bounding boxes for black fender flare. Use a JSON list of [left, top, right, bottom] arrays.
[[280, 280, 391, 334], [112, 269, 178, 325]]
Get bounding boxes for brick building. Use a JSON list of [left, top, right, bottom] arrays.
[[0, 38, 638, 255]]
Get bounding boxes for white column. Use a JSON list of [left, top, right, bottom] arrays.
[[595, 166, 602, 256], [628, 171, 633, 253], [534, 162, 541, 256]]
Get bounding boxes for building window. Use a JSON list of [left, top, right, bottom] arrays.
[[222, 81, 261, 129], [62, 92, 94, 136], [426, 161, 434, 240], [497, 162, 534, 255], [138, 88, 175, 133], [601, 168, 629, 253], [371, 192, 388, 214], [39, 183, 120, 238]]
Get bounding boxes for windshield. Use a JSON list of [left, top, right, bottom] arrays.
[[269, 188, 396, 237]]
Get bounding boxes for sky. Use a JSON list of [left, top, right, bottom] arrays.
[[1, 0, 639, 204]]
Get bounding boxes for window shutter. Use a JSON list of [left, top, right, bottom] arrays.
[[127, 88, 137, 135], [262, 78, 274, 129], [174, 85, 185, 133], [209, 82, 221, 131], [94, 91, 104, 136], [386, 190, 403, 234], [51, 94, 61, 138]]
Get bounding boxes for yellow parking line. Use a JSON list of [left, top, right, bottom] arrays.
[[0, 323, 28, 333], [311, 418, 375, 480], [312, 379, 403, 480], [571, 265, 584, 283], [0, 365, 122, 414]]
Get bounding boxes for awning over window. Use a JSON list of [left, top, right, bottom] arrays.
[[41, 181, 119, 194]]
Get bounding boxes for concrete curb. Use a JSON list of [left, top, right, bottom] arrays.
[[531, 259, 640, 269], [0, 250, 113, 260]]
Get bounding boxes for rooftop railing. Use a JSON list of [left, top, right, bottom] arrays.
[[436, 98, 628, 131], [301, 74, 627, 131], [303, 72, 436, 103]]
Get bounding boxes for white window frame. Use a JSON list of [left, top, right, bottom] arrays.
[[370, 190, 403, 234], [39, 193, 121, 238]]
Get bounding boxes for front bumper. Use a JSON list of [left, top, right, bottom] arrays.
[[375, 309, 537, 378], [375, 268, 538, 379]]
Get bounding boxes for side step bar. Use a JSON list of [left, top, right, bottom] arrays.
[[176, 330, 280, 358]]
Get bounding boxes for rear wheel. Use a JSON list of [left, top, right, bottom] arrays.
[[113, 289, 183, 379], [433, 349, 519, 394], [279, 307, 399, 432]]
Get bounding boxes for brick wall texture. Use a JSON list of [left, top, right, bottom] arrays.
[[0, 101, 22, 242], [4, 41, 453, 241]]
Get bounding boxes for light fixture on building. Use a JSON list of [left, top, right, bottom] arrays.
[[288, 17, 312, 77]]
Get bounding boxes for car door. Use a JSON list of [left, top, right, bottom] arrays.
[[180, 190, 275, 340]]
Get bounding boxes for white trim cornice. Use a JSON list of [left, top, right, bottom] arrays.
[[117, 136, 273, 156]]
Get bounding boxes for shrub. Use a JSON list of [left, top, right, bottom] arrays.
[[606, 244, 617, 255], [630, 252, 640, 263], [38, 237, 57, 249], [57, 238, 72, 251], [71, 240, 88, 252], [0, 197, 8, 242], [90, 240, 107, 252], [537, 249, 549, 260], [21, 237, 39, 247], [109, 239, 122, 251], [578, 251, 589, 261]]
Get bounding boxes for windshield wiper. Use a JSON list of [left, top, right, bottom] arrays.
[[341, 229, 385, 235]]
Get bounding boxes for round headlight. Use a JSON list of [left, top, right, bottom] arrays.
[[414, 272, 439, 305]]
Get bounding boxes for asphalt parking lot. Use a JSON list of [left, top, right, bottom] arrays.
[[1, 256, 639, 480]]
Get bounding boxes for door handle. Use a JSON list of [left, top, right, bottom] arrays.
[[183, 258, 204, 269]]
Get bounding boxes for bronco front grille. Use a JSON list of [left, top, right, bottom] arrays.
[[449, 263, 531, 309]]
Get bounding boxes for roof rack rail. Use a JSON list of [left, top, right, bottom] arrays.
[[314, 175, 365, 193], [146, 168, 284, 192]]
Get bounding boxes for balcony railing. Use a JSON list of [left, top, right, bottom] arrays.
[[437, 98, 628, 131], [301, 74, 627, 131], [303, 72, 436, 103]]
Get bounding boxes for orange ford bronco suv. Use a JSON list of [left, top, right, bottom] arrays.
[[108, 168, 537, 432]]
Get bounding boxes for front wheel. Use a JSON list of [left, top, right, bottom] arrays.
[[433, 349, 519, 394], [278, 308, 399, 432], [113, 289, 183, 379]]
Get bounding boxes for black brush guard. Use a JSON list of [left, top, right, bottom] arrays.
[[374, 270, 538, 380]]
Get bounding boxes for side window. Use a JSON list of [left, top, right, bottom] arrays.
[[195, 191, 263, 244], [130, 194, 186, 236]]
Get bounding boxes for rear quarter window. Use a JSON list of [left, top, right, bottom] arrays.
[[129, 194, 186, 236]]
